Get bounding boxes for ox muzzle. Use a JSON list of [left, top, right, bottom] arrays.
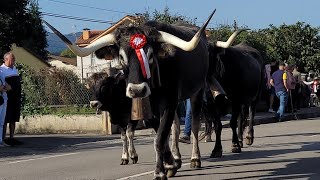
[[90, 100, 103, 115], [126, 82, 151, 98]]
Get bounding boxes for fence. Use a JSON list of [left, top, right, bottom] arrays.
[[18, 64, 93, 115]]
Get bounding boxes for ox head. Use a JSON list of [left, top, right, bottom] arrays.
[[44, 10, 216, 98], [86, 72, 128, 114]]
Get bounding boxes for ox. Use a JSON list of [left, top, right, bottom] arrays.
[[208, 41, 265, 157], [86, 72, 182, 169], [45, 10, 242, 179], [86, 72, 142, 165]]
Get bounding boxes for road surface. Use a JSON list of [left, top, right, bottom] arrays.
[[0, 118, 320, 180]]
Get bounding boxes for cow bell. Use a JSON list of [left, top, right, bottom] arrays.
[[131, 97, 153, 120]]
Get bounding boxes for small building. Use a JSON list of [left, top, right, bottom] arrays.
[[48, 54, 78, 73], [75, 15, 145, 81], [11, 44, 51, 70]]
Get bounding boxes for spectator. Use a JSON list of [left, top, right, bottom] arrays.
[[179, 98, 192, 144], [292, 66, 302, 110], [265, 60, 278, 113], [270, 62, 289, 121], [285, 64, 296, 112], [0, 52, 23, 146], [0, 71, 11, 147], [303, 77, 320, 107]]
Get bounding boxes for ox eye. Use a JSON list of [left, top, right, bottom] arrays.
[[119, 48, 128, 66]]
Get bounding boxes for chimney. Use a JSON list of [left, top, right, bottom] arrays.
[[83, 28, 90, 40]]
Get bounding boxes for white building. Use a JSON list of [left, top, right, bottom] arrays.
[[74, 15, 145, 81]]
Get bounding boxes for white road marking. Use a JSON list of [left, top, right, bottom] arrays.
[[8, 152, 79, 164], [116, 162, 191, 180]]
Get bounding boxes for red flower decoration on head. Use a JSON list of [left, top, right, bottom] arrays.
[[130, 34, 147, 49]]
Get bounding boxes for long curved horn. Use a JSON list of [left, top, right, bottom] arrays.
[[215, 29, 249, 48], [44, 20, 116, 57], [157, 9, 216, 51]]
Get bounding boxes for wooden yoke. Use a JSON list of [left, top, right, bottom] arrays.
[[131, 97, 153, 120]]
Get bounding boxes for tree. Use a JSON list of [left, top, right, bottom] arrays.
[[22, 0, 48, 59], [143, 6, 196, 25], [0, 0, 47, 59], [60, 48, 76, 58], [264, 22, 320, 73]]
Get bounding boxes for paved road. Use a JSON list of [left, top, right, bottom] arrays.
[[0, 118, 320, 180]]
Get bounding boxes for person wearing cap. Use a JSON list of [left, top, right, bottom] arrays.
[[270, 62, 289, 121]]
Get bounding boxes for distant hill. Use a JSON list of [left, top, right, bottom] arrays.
[[46, 32, 82, 55]]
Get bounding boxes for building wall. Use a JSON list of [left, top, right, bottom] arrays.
[[11, 45, 49, 70], [76, 53, 109, 80]]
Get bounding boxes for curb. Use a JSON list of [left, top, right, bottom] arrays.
[[135, 108, 320, 136]]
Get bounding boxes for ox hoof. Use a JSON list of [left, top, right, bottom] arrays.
[[239, 141, 244, 148], [153, 175, 168, 180], [120, 159, 129, 165], [245, 136, 254, 146], [190, 159, 201, 169], [231, 144, 242, 153], [166, 168, 178, 178], [174, 159, 182, 169], [131, 156, 139, 164], [210, 149, 223, 158]]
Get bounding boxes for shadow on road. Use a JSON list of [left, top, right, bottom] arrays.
[[176, 141, 320, 179]]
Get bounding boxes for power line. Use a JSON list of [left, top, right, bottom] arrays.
[[42, 12, 114, 24], [46, 0, 132, 15]]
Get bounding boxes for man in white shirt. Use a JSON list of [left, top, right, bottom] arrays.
[[0, 52, 22, 146]]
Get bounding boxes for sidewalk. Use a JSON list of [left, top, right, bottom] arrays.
[[135, 107, 320, 136]]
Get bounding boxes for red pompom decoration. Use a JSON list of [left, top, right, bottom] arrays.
[[130, 34, 147, 49]]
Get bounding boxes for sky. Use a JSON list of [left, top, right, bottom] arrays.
[[39, 0, 320, 34]]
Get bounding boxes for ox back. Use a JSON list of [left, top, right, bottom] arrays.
[[210, 42, 264, 105]]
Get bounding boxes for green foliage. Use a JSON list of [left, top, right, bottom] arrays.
[[16, 63, 93, 116], [0, 0, 47, 59], [143, 6, 196, 25], [207, 21, 320, 74], [265, 22, 320, 73], [60, 48, 76, 58]]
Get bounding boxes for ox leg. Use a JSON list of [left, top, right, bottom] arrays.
[[171, 113, 182, 169], [246, 103, 256, 145], [230, 105, 242, 153], [210, 113, 223, 158], [190, 92, 203, 169], [120, 128, 129, 165], [154, 107, 176, 180], [237, 105, 246, 148], [127, 120, 139, 164]]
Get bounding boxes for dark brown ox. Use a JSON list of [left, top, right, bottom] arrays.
[[44, 10, 245, 179]]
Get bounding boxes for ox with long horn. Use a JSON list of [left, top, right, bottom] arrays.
[[215, 28, 250, 48], [44, 9, 216, 56]]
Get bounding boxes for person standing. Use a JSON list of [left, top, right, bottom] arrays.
[[270, 62, 289, 121], [265, 60, 278, 113], [0, 71, 11, 147], [285, 64, 297, 112], [0, 52, 22, 146], [292, 66, 302, 110], [179, 98, 192, 144]]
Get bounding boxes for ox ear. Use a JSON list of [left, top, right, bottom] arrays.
[[155, 43, 177, 59]]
